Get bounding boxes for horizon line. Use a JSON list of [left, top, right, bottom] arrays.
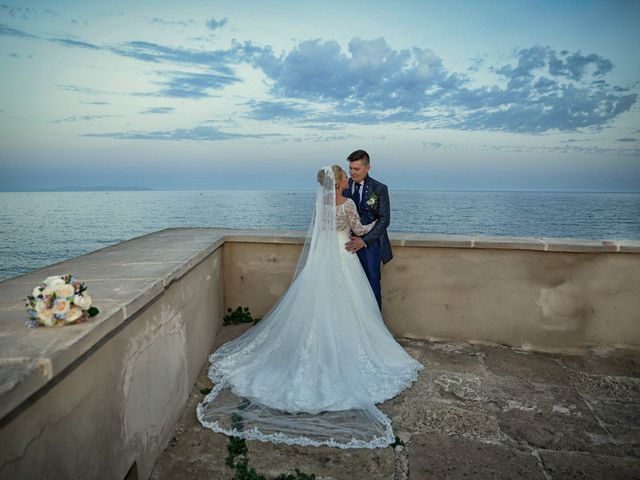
[[1, 187, 639, 194]]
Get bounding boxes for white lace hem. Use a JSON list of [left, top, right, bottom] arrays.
[[196, 353, 423, 449]]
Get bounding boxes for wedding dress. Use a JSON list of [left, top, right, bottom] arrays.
[[197, 167, 424, 448]]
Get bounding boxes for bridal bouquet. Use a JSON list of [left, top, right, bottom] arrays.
[[25, 274, 99, 328]]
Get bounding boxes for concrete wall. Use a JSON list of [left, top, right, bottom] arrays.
[[223, 236, 640, 353], [0, 230, 225, 480], [223, 240, 301, 319], [385, 246, 639, 352]]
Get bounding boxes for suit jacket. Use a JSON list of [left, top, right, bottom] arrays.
[[344, 175, 393, 264]]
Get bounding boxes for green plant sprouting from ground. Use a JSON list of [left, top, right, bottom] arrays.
[[224, 306, 261, 325], [198, 386, 400, 479], [389, 435, 405, 448], [226, 435, 317, 480], [221, 409, 316, 480]]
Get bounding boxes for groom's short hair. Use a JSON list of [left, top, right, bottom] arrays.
[[347, 149, 370, 166]]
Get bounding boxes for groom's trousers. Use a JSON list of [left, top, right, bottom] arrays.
[[357, 241, 382, 310]]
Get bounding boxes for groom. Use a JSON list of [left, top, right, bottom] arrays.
[[344, 149, 392, 309]]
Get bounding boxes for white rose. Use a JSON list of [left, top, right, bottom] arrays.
[[56, 284, 75, 298], [53, 298, 70, 315], [47, 278, 65, 292], [32, 286, 43, 298], [43, 275, 62, 286], [66, 307, 84, 323], [39, 308, 54, 326], [48, 278, 65, 291], [35, 300, 48, 313], [73, 294, 92, 310], [42, 287, 54, 297]]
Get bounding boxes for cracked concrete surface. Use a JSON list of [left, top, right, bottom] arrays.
[[150, 325, 640, 480]]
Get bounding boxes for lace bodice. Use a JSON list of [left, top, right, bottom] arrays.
[[337, 199, 375, 235]]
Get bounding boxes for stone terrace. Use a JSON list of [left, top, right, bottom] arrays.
[[2, 229, 638, 479], [151, 324, 640, 480]]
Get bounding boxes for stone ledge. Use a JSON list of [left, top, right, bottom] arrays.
[[619, 240, 640, 253], [390, 233, 639, 253], [222, 229, 640, 253], [0, 228, 226, 422]]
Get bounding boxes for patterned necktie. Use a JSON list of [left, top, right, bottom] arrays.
[[353, 183, 361, 211]]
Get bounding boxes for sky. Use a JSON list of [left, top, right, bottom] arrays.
[[1, 0, 639, 191]]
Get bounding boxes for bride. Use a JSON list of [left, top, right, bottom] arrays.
[[197, 165, 424, 449]]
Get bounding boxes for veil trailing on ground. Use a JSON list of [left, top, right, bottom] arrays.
[[196, 167, 402, 449]]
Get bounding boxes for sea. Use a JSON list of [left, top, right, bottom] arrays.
[[1, 190, 639, 282]]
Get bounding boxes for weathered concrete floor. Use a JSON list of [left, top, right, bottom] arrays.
[[151, 325, 640, 479]]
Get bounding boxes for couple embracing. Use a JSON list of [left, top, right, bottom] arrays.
[[197, 149, 423, 449]]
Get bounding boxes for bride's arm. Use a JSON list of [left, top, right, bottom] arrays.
[[346, 199, 376, 235]]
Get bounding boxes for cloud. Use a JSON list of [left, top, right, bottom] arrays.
[[6, 51, 31, 58], [247, 37, 463, 112], [243, 99, 426, 125], [0, 4, 52, 21], [548, 49, 613, 80], [244, 100, 312, 120], [134, 70, 240, 98], [475, 142, 640, 157], [140, 106, 174, 114], [81, 125, 281, 141], [50, 37, 101, 50], [58, 84, 107, 96], [0, 23, 38, 39], [243, 39, 637, 133], [299, 133, 353, 142], [424, 139, 640, 157], [467, 56, 486, 72], [439, 45, 636, 133], [206, 17, 228, 30], [109, 40, 236, 76], [2, 20, 635, 134], [3, 22, 242, 99], [52, 114, 117, 123], [1, 24, 100, 52], [150, 17, 195, 28]]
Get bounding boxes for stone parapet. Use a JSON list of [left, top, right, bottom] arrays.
[[0, 228, 225, 479], [0, 227, 638, 478], [222, 230, 640, 354]]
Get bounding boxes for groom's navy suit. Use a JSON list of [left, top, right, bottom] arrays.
[[344, 175, 392, 309]]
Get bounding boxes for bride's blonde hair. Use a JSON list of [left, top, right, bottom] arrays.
[[317, 165, 344, 187]]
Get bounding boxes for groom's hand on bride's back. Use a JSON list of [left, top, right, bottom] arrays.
[[345, 236, 366, 253]]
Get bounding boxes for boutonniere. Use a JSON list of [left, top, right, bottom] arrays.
[[366, 193, 378, 206]]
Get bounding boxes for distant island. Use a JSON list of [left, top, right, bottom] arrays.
[[2, 186, 152, 192]]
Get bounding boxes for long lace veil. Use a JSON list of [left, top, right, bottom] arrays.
[[196, 167, 396, 449], [292, 165, 337, 279]]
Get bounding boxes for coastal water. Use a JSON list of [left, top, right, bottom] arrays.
[[1, 190, 639, 282]]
